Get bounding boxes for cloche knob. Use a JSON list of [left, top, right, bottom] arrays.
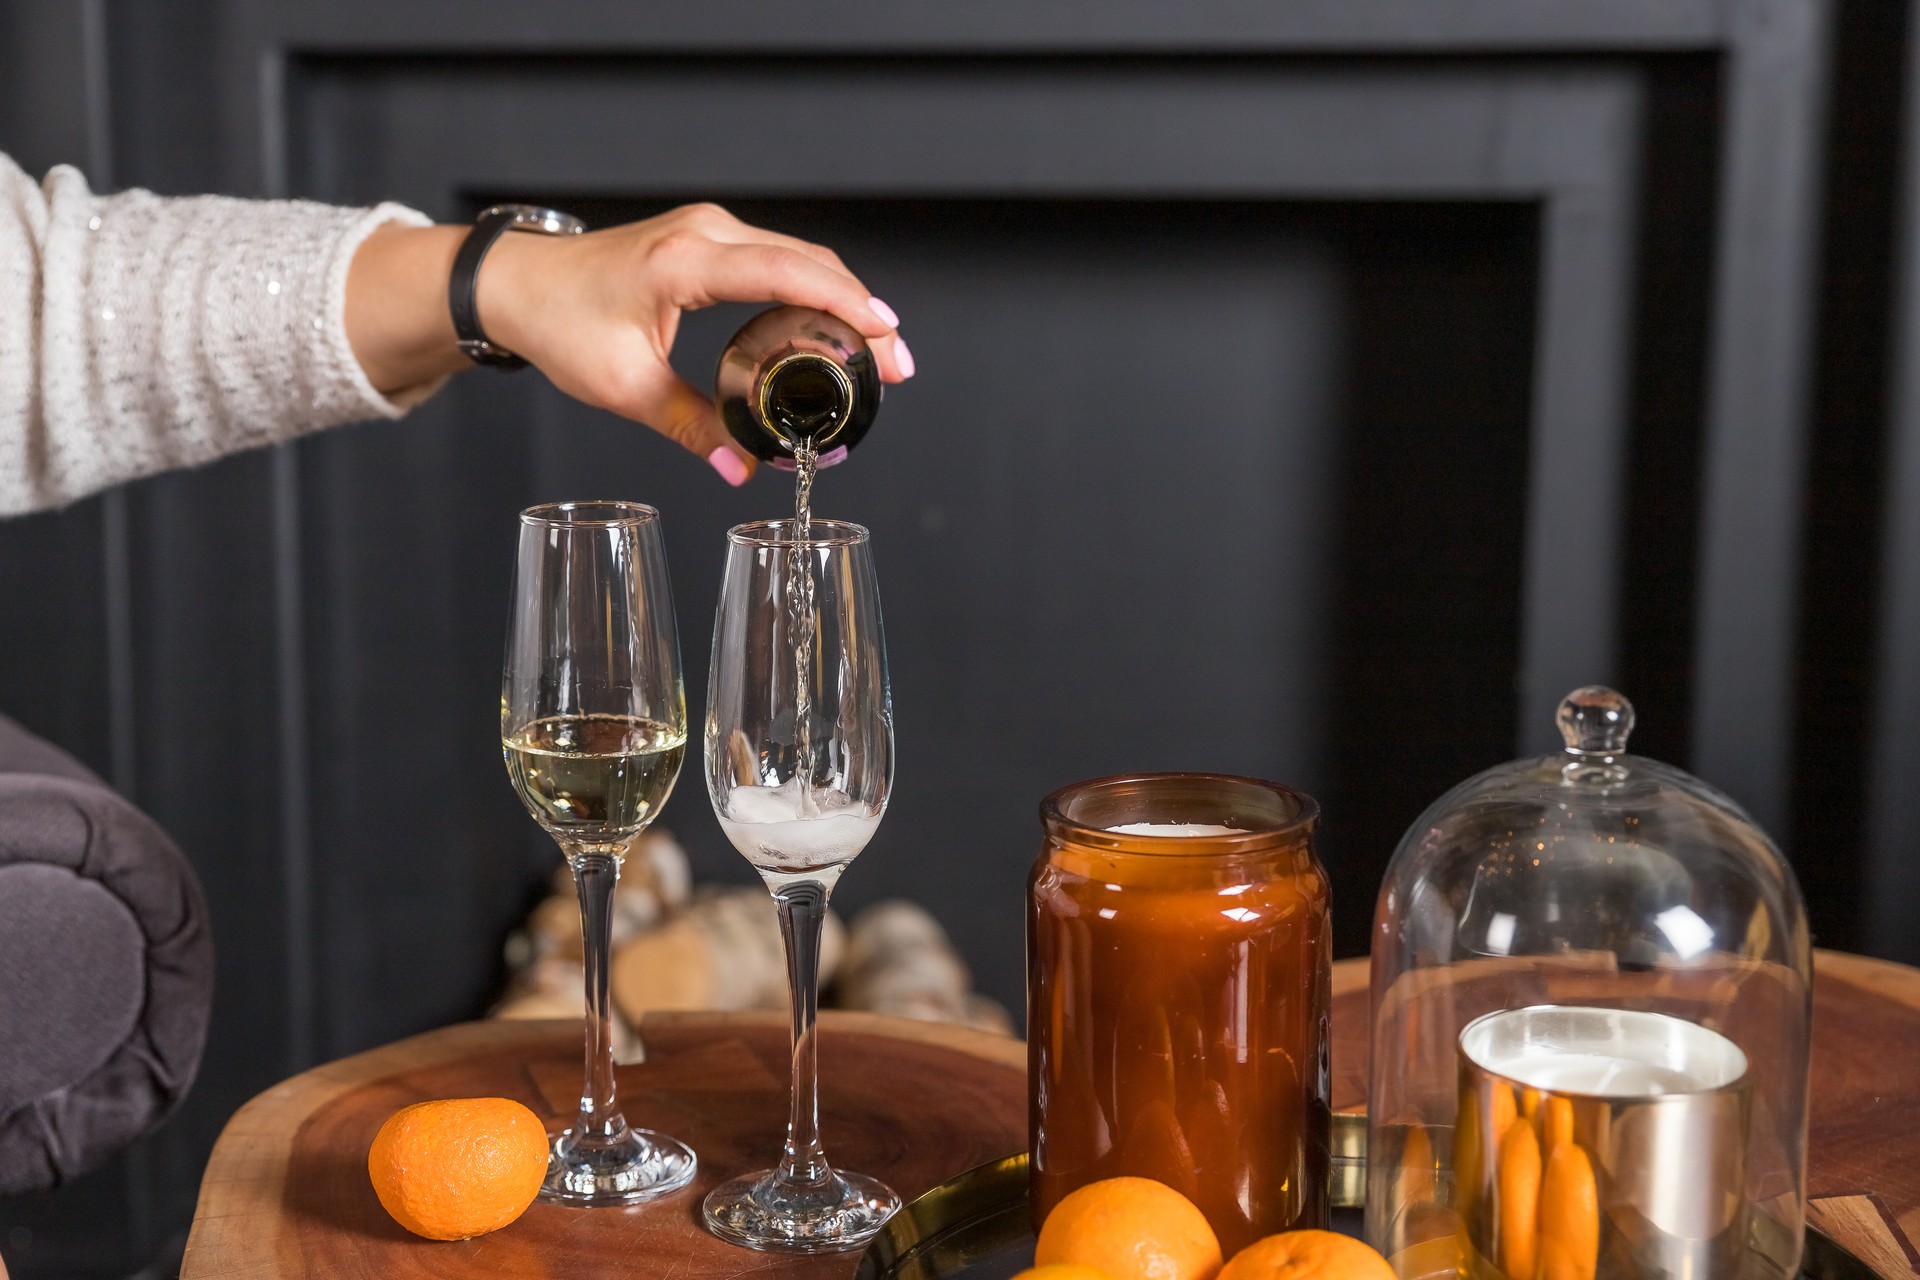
[[1556, 685, 1635, 756]]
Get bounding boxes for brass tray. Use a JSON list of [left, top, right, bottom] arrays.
[[855, 1115, 1874, 1280]]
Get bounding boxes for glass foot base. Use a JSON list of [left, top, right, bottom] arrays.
[[538, 1126, 697, 1207], [702, 1167, 901, 1253]]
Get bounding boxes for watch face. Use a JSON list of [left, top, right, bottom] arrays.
[[478, 204, 585, 236]]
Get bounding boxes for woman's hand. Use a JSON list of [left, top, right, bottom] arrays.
[[345, 204, 912, 485]]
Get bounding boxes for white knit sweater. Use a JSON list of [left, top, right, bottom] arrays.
[[0, 153, 441, 516]]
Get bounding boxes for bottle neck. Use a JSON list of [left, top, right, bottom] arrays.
[[715, 305, 882, 464], [759, 351, 853, 446]]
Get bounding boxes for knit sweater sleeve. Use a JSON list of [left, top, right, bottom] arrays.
[[0, 154, 446, 516]]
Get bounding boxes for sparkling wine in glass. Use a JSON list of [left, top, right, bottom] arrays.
[[502, 500, 696, 1206], [702, 517, 900, 1251]]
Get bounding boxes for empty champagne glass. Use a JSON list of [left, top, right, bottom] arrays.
[[702, 517, 900, 1251], [501, 501, 697, 1206]]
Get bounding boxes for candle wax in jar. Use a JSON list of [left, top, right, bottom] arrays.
[[1106, 822, 1242, 837], [1488, 1050, 1705, 1097]]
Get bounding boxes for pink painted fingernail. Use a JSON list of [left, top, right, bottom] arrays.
[[868, 297, 900, 328], [894, 336, 916, 379], [708, 446, 749, 487]]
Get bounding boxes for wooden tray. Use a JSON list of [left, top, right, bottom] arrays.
[[853, 1119, 1366, 1280], [854, 1146, 1880, 1280]]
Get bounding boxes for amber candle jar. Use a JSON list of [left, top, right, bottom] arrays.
[[1028, 774, 1331, 1256]]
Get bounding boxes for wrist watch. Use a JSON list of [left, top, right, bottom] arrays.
[[448, 204, 587, 370]]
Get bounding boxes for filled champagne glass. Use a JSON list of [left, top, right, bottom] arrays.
[[501, 501, 696, 1206], [702, 517, 900, 1251]]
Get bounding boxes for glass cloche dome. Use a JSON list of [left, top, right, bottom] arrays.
[[1366, 687, 1810, 1280]]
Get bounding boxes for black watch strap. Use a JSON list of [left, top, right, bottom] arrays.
[[449, 204, 586, 370]]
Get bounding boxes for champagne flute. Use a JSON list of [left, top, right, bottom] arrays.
[[702, 517, 900, 1251], [501, 501, 696, 1206]]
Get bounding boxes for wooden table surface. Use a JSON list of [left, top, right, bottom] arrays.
[[180, 1009, 1027, 1279], [183, 949, 1920, 1279]]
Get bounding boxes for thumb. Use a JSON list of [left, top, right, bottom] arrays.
[[635, 374, 756, 487]]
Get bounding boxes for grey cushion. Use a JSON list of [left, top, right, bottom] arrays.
[[0, 714, 214, 1195], [0, 717, 98, 786]]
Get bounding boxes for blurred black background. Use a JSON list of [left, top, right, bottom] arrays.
[[2, 0, 1916, 1274]]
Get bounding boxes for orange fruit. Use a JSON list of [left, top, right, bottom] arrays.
[[1386, 1224, 1465, 1280], [1496, 1119, 1541, 1280], [1217, 1230, 1396, 1280], [1541, 1097, 1575, 1155], [1538, 1141, 1600, 1280], [1394, 1124, 1436, 1206], [1489, 1084, 1517, 1143], [1014, 1268, 1119, 1280], [1035, 1176, 1223, 1280], [1454, 1092, 1485, 1206], [367, 1097, 549, 1240]]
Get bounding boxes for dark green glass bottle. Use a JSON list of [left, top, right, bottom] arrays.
[[714, 306, 881, 470]]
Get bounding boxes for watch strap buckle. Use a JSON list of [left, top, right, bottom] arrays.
[[449, 204, 586, 371]]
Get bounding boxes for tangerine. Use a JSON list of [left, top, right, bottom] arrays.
[[1216, 1230, 1396, 1280], [1538, 1140, 1600, 1280], [1014, 1268, 1119, 1280], [367, 1097, 549, 1241], [1541, 1097, 1576, 1155], [1394, 1124, 1436, 1206], [1496, 1118, 1541, 1280], [1035, 1176, 1223, 1280], [1489, 1084, 1518, 1143]]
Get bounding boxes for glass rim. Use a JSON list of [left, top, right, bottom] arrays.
[[1040, 772, 1320, 855], [727, 517, 870, 548], [520, 500, 661, 528]]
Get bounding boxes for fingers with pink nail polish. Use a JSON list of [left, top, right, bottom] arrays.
[[866, 298, 915, 380], [708, 446, 750, 487]]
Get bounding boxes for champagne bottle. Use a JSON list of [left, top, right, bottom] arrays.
[[714, 306, 881, 470]]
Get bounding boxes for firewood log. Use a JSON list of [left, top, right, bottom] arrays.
[[610, 885, 845, 1021], [491, 956, 585, 1020], [839, 900, 979, 1024], [490, 955, 643, 1061], [506, 830, 693, 965], [964, 993, 1016, 1036]]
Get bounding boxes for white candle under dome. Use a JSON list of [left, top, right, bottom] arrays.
[[1458, 1004, 1752, 1263], [1460, 1005, 1748, 1097]]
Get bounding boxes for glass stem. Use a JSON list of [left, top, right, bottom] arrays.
[[774, 878, 832, 1186], [572, 849, 627, 1145]]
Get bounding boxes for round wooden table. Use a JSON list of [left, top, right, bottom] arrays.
[[181, 950, 1920, 1279]]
